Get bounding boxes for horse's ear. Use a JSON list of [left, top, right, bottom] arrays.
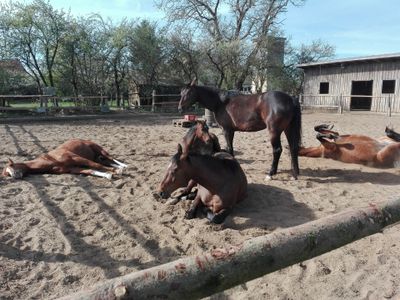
[[177, 143, 189, 160], [7, 158, 14, 166], [177, 144, 183, 155]]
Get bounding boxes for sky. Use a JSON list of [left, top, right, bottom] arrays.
[[2, 0, 400, 59]]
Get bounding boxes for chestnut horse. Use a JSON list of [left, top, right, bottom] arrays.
[[299, 125, 400, 168], [158, 144, 247, 224], [177, 120, 221, 199], [178, 81, 302, 180], [2, 139, 127, 179]]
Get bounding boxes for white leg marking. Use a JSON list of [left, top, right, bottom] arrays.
[[92, 170, 113, 179], [265, 175, 273, 181], [113, 159, 128, 168]]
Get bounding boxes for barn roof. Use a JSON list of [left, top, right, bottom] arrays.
[[0, 59, 27, 74], [297, 52, 400, 69]]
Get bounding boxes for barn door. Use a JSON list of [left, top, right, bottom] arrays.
[[350, 80, 373, 110]]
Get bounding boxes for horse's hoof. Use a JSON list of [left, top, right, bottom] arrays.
[[115, 167, 124, 175], [184, 210, 196, 219], [105, 173, 113, 180], [265, 175, 273, 181]]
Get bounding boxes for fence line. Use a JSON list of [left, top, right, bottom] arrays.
[[0, 95, 110, 115], [301, 94, 398, 115]]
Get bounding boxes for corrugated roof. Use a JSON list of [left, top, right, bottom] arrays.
[[297, 52, 400, 68]]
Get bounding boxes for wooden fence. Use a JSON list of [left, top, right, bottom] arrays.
[[0, 95, 110, 116], [300, 94, 398, 116], [60, 198, 400, 300], [129, 90, 200, 113]]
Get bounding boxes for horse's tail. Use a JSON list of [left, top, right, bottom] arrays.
[[287, 97, 302, 152]]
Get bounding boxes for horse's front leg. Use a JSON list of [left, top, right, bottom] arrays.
[[223, 129, 235, 156], [266, 129, 283, 180], [177, 179, 197, 200], [184, 193, 203, 219]]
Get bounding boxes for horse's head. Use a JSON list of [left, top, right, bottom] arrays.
[[2, 158, 24, 179], [179, 79, 197, 113], [158, 144, 190, 199], [180, 120, 213, 156], [192, 120, 211, 142]]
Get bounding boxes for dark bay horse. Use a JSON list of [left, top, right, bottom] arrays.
[[158, 144, 247, 224], [299, 124, 400, 168], [177, 120, 221, 199], [178, 82, 302, 180], [2, 139, 127, 179]]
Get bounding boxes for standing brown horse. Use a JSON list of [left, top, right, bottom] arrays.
[[299, 125, 400, 168], [177, 120, 221, 199], [158, 144, 247, 224], [178, 81, 302, 180], [2, 139, 127, 179]]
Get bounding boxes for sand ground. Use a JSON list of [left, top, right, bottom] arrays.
[[0, 112, 399, 300]]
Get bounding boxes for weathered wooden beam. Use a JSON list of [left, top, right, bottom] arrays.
[[60, 198, 400, 300]]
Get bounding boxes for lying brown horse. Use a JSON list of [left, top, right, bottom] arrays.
[[158, 144, 247, 224], [2, 139, 127, 179], [179, 80, 302, 180], [299, 124, 400, 168], [177, 120, 221, 199]]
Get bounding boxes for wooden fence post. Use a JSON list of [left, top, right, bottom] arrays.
[[339, 94, 343, 114], [60, 198, 400, 300], [387, 95, 392, 117], [151, 90, 156, 112]]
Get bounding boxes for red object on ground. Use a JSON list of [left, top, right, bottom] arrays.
[[184, 114, 197, 121]]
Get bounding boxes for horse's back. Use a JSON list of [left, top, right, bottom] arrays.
[[263, 91, 298, 111], [53, 139, 99, 160]]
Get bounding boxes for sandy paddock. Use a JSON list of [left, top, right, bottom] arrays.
[[0, 112, 399, 300]]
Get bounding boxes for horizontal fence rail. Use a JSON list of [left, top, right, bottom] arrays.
[[60, 198, 400, 300], [300, 94, 398, 115]]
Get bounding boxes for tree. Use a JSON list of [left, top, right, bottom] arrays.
[[0, 0, 68, 91], [156, 0, 305, 89], [106, 19, 134, 106], [281, 39, 335, 95], [129, 20, 164, 86]]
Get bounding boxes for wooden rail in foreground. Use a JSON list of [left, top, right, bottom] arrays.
[[59, 198, 400, 300]]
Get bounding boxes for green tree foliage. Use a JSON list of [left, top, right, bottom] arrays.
[[0, 0, 68, 91], [129, 20, 164, 86], [0, 0, 334, 99]]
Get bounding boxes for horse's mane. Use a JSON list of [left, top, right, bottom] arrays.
[[194, 85, 240, 104]]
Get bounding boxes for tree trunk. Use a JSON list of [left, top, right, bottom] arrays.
[[60, 198, 400, 300]]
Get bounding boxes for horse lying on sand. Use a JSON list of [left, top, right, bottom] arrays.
[[299, 124, 400, 168], [158, 144, 247, 224], [2, 139, 127, 179], [177, 120, 221, 200]]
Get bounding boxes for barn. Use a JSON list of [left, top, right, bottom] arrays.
[[297, 53, 400, 114]]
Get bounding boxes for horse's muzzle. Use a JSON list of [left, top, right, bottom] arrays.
[[159, 191, 170, 199]]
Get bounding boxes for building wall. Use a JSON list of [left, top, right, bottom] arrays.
[[302, 60, 400, 112]]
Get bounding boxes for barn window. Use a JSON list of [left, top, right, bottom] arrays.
[[382, 80, 395, 94], [319, 82, 329, 94]]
